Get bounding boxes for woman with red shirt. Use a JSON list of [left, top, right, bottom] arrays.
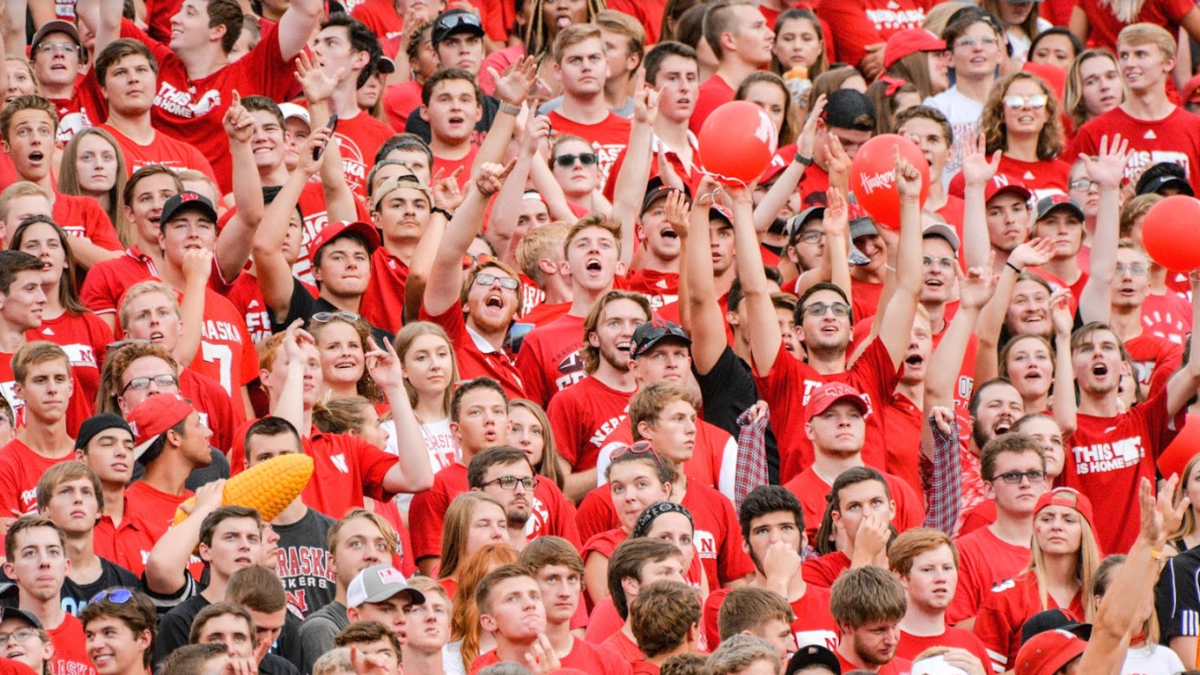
[[974, 488, 1101, 674]]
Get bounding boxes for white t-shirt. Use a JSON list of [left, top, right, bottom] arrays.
[[387, 416, 459, 510], [1121, 644, 1185, 675], [926, 87, 986, 188]]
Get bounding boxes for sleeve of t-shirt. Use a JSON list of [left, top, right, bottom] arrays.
[[274, 278, 316, 334], [121, 19, 175, 71], [80, 266, 118, 314], [1066, 125, 1098, 167], [973, 589, 1015, 673], [752, 343, 803, 431], [1141, 385, 1187, 458], [811, 0, 883, 68], [240, 22, 298, 100], [575, 490, 616, 545], [550, 487, 582, 549], [1167, 0, 1195, 20], [851, 338, 901, 403], [79, 199, 123, 251], [404, 112, 433, 144], [0, 454, 21, 518], [515, 332, 548, 407], [153, 608, 195, 669], [408, 484, 449, 560], [701, 591, 723, 649], [946, 550, 981, 625], [547, 393, 581, 467], [351, 437, 401, 501]]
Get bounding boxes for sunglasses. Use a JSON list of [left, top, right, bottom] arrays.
[[312, 311, 361, 323], [554, 153, 598, 168], [436, 12, 482, 32], [1003, 94, 1048, 110], [462, 253, 498, 269], [610, 441, 662, 463], [474, 273, 520, 291], [91, 588, 134, 604]]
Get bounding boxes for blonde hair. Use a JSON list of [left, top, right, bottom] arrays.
[[1030, 516, 1101, 622], [439, 493, 507, 581], [118, 280, 179, 332], [981, 72, 1064, 161], [1064, 49, 1126, 129], [515, 221, 570, 285], [0, 181, 51, 223], [1169, 454, 1200, 546]]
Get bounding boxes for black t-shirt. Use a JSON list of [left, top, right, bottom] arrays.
[[693, 345, 781, 483], [262, 653, 300, 675], [276, 278, 394, 348], [62, 559, 141, 616], [154, 594, 210, 668], [404, 94, 499, 144], [274, 508, 337, 620]]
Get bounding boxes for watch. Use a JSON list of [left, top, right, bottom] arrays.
[[794, 153, 814, 166], [499, 101, 522, 116]]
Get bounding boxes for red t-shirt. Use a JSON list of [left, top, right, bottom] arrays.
[[883, 393, 924, 499], [783, 466, 925, 544], [49, 88, 96, 146], [547, 376, 633, 472], [604, 0, 667, 44], [974, 570, 1084, 673], [419, 299, 525, 399], [1058, 386, 1185, 553], [179, 368, 240, 454], [947, 526, 1032, 626], [897, 628, 990, 666], [101, 124, 218, 183], [702, 585, 838, 651], [120, 20, 298, 193], [0, 440, 75, 517], [947, 156, 1071, 200], [350, 0, 404, 57], [179, 288, 257, 418], [519, 300, 570, 328], [801, 552, 850, 588], [753, 338, 899, 481], [54, 192, 122, 253], [78, 246, 233, 317], [624, 269, 680, 311], [384, 80, 423, 133], [547, 110, 632, 187], [1070, 106, 1200, 196], [1077, 0, 1194, 51], [689, 75, 735, 136], [361, 247, 410, 335], [1141, 291, 1193, 344], [0, 355, 92, 440], [407, 463, 581, 561], [603, 134, 703, 204], [600, 629, 642, 661], [515, 314, 586, 408], [1125, 332, 1183, 394], [472, 639, 632, 675], [119, 480, 192, 577], [26, 312, 112, 407], [433, 145, 480, 190], [818, 0, 937, 66], [48, 613, 95, 675], [850, 278, 884, 322], [334, 112, 397, 201], [300, 428, 400, 519], [835, 652, 911, 675]]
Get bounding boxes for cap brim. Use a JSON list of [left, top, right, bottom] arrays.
[[363, 586, 426, 605]]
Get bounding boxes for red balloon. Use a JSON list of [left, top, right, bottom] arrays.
[[1142, 195, 1200, 272], [849, 134, 931, 229], [699, 101, 779, 185], [1157, 413, 1200, 481]]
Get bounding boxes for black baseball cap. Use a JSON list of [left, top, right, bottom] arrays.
[[785, 645, 840, 675], [75, 413, 134, 451], [640, 177, 690, 217], [1136, 162, 1194, 196], [1020, 608, 1092, 645], [783, 205, 825, 241], [0, 608, 43, 629], [432, 9, 484, 45], [160, 192, 218, 226], [824, 89, 876, 132], [1034, 194, 1085, 223], [629, 320, 691, 359]]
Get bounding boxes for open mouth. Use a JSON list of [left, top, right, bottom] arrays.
[[555, 15, 571, 28], [905, 354, 924, 367], [585, 258, 602, 273], [661, 228, 678, 240], [334, 361, 357, 370], [27, 151, 44, 163], [485, 295, 504, 309], [616, 341, 631, 353], [1092, 363, 1109, 377], [994, 420, 1012, 435], [1024, 370, 1043, 381], [149, 330, 165, 340]]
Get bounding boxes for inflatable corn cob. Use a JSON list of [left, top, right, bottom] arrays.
[[172, 454, 314, 525]]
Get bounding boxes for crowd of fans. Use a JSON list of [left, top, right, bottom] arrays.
[[1, 0, 1200, 674]]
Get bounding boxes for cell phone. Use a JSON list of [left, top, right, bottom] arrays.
[[313, 114, 339, 161]]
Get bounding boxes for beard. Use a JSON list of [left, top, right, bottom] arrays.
[[854, 639, 893, 667], [506, 505, 530, 528]]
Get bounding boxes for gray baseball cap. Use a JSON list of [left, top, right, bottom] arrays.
[[346, 565, 426, 608]]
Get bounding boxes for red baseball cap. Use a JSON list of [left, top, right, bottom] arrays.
[[1014, 629, 1087, 675], [127, 394, 196, 462], [308, 221, 381, 264], [804, 382, 868, 423], [984, 175, 1033, 204], [883, 29, 946, 71], [1034, 487, 1094, 528]]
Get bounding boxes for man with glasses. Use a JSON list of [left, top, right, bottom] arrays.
[[27, 22, 93, 145], [0, 608, 53, 675], [947, 434, 1047, 629], [468, 446, 580, 551]]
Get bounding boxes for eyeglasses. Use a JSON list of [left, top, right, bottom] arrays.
[[122, 374, 179, 393], [312, 311, 361, 323], [795, 231, 824, 245], [954, 35, 999, 50], [1003, 94, 1048, 110], [474, 273, 520, 291], [554, 153, 598, 168], [1115, 263, 1149, 276], [923, 256, 956, 270], [36, 42, 79, 55], [994, 469, 1046, 484], [91, 588, 134, 604], [0, 629, 39, 646], [462, 253, 498, 269], [481, 475, 538, 491], [803, 301, 851, 317], [1069, 178, 1096, 191]]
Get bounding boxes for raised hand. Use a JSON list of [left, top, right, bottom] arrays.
[[694, 175, 722, 208], [959, 259, 997, 310], [631, 71, 660, 126], [223, 91, 253, 144], [190, 479, 226, 516], [294, 49, 343, 104], [796, 93, 827, 159], [522, 114, 551, 158], [1079, 133, 1129, 189], [893, 145, 923, 199], [489, 55, 540, 108], [664, 189, 691, 240], [1050, 287, 1073, 337], [525, 635, 561, 675], [656, 143, 685, 191], [432, 167, 467, 212], [181, 249, 214, 285], [299, 125, 335, 177], [826, 134, 851, 187], [365, 334, 405, 391], [1007, 237, 1055, 270], [476, 159, 517, 197], [761, 540, 802, 581], [960, 130, 1001, 187], [824, 186, 849, 238], [929, 406, 955, 436], [1140, 475, 1188, 548], [349, 646, 393, 675], [855, 512, 890, 559]]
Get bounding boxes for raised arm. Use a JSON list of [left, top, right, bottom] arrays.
[[610, 74, 658, 269], [732, 171, 783, 375], [928, 261, 995, 410], [472, 57, 539, 177], [423, 161, 515, 315], [959, 131, 1002, 271], [486, 113, 549, 260], [144, 480, 224, 594], [1167, 272, 1200, 417], [276, 0, 324, 60], [174, 249, 212, 368], [90, 0, 121, 59], [1077, 134, 1128, 324], [972, 238, 1054, 383], [676, 182, 730, 374], [296, 52, 357, 223], [403, 171, 461, 324], [215, 92, 262, 281], [367, 339, 435, 493], [270, 323, 314, 432], [876, 147, 924, 370], [1050, 288, 1077, 436], [753, 96, 824, 234]]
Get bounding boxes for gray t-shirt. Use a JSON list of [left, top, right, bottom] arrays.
[[298, 600, 349, 675], [275, 507, 337, 620]]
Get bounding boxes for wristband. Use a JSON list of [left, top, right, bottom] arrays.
[[431, 207, 454, 220], [794, 153, 814, 166], [499, 101, 522, 116], [1006, 261, 1022, 274]]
